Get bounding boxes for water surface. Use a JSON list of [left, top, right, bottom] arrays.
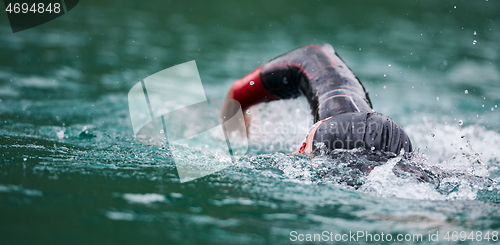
[[1, 0, 500, 244]]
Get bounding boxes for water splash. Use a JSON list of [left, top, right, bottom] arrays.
[[239, 99, 500, 202]]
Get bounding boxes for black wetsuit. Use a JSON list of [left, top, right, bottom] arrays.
[[255, 44, 413, 154]]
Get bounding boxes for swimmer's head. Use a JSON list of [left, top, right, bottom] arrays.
[[310, 112, 412, 155]]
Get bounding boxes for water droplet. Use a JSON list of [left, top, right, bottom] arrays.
[[491, 108, 495, 111], [474, 31, 477, 35], [56, 130, 65, 139], [383, 85, 386, 89], [383, 74, 386, 77], [482, 104, 485, 107], [473, 40, 477, 45], [458, 120, 463, 125], [23, 158, 27, 161], [461, 135, 465, 138], [160, 130, 164, 134], [495, 105, 498, 108], [359, 48, 362, 51], [246, 110, 251, 114], [249, 81, 255, 85], [464, 90, 469, 94], [430, 133, 435, 137], [436, 97, 440, 101], [453, 5, 456, 8], [370, 146, 375, 151], [388, 64, 391, 67]]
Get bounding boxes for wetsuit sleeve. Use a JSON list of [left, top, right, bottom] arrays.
[[229, 66, 278, 110], [228, 44, 373, 121]]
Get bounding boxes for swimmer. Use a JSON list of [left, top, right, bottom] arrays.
[[222, 44, 412, 157]]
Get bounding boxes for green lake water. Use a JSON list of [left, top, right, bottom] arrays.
[[1, 0, 500, 244]]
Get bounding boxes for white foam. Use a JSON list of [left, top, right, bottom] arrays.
[[0, 184, 43, 197], [407, 116, 500, 176], [122, 193, 166, 204], [359, 156, 445, 200], [105, 211, 135, 221], [247, 97, 312, 153], [362, 117, 500, 201]]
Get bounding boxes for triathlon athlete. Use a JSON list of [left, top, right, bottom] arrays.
[[223, 44, 413, 156]]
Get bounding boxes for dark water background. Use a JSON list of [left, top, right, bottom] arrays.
[[1, 0, 500, 244]]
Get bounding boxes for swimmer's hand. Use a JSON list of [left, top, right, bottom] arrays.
[[222, 88, 251, 137]]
